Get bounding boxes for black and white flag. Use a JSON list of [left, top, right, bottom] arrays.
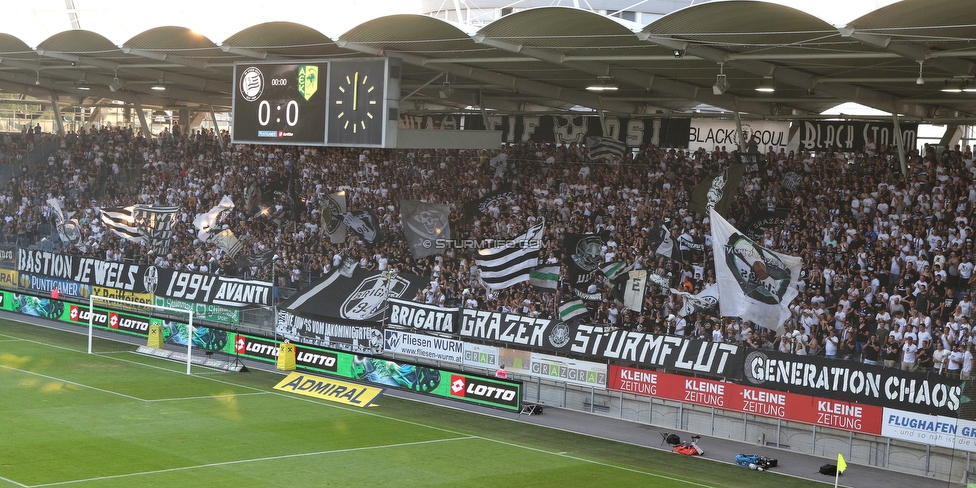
[[99, 206, 142, 241], [342, 210, 383, 244], [648, 223, 681, 262], [670, 283, 720, 317], [133, 206, 179, 255], [321, 192, 347, 244], [236, 248, 276, 270], [476, 220, 545, 290], [193, 195, 235, 241], [710, 208, 802, 331], [689, 164, 746, 217], [401, 200, 451, 259], [622, 269, 647, 313], [47, 198, 81, 247], [586, 136, 626, 163]]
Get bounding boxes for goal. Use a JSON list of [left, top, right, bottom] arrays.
[[87, 295, 195, 374]]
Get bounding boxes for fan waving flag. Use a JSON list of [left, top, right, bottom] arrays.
[[710, 208, 802, 331], [586, 136, 627, 163], [99, 206, 142, 241], [689, 164, 746, 217], [475, 220, 545, 290], [528, 265, 560, 291], [558, 299, 588, 323]]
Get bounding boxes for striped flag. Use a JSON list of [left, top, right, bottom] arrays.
[[528, 265, 560, 290], [475, 220, 545, 290], [587, 136, 627, 163], [558, 299, 588, 323], [99, 206, 142, 241], [133, 206, 179, 255], [600, 261, 633, 282]]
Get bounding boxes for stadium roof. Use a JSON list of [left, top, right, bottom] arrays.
[[1, 0, 974, 122]]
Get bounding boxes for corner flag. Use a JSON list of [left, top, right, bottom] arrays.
[[837, 453, 847, 473]]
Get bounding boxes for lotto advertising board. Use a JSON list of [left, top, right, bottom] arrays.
[[232, 333, 522, 412], [609, 365, 882, 435]]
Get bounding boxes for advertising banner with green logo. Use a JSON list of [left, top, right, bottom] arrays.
[[154, 296, 241, 326], [233, 332, 522, 411]]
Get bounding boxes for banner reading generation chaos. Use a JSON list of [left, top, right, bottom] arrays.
[[458, 309, 742, 378], [233, 332, 522, 411], [741, 349, 966, 417], [16, 249, 271, 306]]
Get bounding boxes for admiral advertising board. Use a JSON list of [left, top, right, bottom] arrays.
[[386, 298, 457, 334], [741, 350, 963, 417], [384, 329, 463, 364], [609, 365, 883, 435], [231, 333, 522, 411], [276, 309, 385, 355], [458, 310, 742, 378]]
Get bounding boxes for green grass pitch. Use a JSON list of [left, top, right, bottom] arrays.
[[0, 319, 828, 487]]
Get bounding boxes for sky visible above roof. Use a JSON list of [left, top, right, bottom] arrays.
[[12, 0, 899, 48]]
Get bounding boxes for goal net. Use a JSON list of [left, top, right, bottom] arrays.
[[87, 295, 195, 374]]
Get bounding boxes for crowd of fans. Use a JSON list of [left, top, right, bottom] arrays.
[[5, 121, 976, 375]]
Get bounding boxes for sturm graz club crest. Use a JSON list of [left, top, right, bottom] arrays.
[[724, 233, 791, 305], [548, 322, 571, 348], [341, 273, 412, 321], [322, 194, 344, 235]]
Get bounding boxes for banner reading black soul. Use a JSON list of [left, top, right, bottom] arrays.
[[276, 308, 385, 355], [233, 331, 522, 412], [741, 349, 965, 417], [457, 309, 742, 378]]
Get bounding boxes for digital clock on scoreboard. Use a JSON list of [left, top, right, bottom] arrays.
[[232, 62, 329, 145]]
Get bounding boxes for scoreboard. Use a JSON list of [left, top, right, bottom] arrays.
[[231, 58, 399, 148]]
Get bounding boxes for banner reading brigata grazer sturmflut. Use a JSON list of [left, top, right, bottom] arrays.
[[458, 309, 742, 378], [741, 349, 965, 417]]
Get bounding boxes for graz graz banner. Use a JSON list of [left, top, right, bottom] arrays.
[[741, 350, 965, 417], [386, 298, 457, 334], [16, 249, 271, 306], [276, 309, 384, 355], [500, 348, 607, 389], [609, 365, 883, 435], [458, 310, 742, 378], [797, 120, 918, 152]]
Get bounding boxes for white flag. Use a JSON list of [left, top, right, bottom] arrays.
[[709, 209, 802, 331], [193, 195, 235, 241], [622, 269, 647, 313]]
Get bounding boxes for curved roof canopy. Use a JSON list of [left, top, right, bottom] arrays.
[[0, 0, 972, 122]]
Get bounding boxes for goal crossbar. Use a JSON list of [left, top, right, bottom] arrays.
[[87, 295, 196, 375]]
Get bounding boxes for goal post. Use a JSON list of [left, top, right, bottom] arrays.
[[87, 295, 195, 374]]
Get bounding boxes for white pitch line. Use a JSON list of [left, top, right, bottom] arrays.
[[28, 436, 476, 487], [145, 392, 270, 402], [0, 364, 147, 402], [0, 474, 29, 488]]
